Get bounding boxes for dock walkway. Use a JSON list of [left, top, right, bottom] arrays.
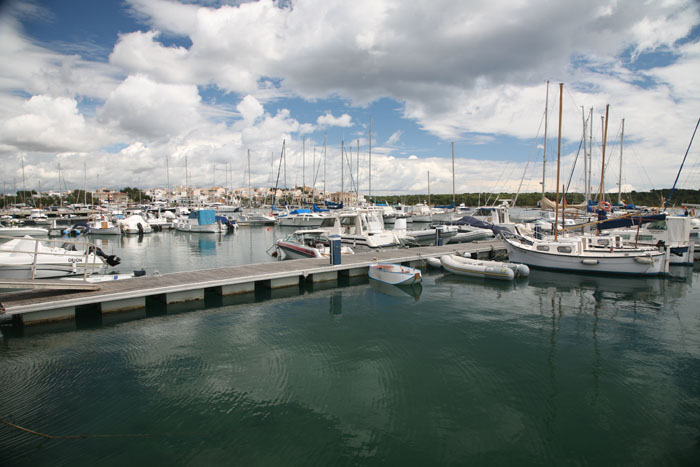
[[1, 240, 505, 325]]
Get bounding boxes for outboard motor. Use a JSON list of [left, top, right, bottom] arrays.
[[89, 246, 121, 266], [137, 222, 144, 236]]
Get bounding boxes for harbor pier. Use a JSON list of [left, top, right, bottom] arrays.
[[0, 239, 505, 326]]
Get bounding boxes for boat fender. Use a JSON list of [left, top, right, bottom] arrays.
[[133, 269, 146, 277], [581, 259, 599, 265]]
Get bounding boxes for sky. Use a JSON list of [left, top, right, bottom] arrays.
[[1, 0, 700, 199]]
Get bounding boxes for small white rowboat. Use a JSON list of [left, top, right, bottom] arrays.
[[368, 263, 422, 285], [440, 255, 530, 281]]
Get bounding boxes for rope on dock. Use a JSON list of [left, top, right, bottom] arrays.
[[0, 417, 153, 440]]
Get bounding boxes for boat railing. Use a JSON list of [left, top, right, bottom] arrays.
[[0, 235, 99, 281]]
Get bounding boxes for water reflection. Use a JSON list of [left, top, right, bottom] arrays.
[[369, 280, 422, 301]]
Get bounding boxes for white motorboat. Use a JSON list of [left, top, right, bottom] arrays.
[[277, 208, 326, 228], [28, 208, 50, 225], [440, 254, 529, 280], [0, 235, 121, 279], [504, 234, 669, 276], [238, 211, 278, 226], [0, 225, 49, 237], [602, 216, 694, 265], [174, 210, 235, 233], [368, 263, 422, 285], [119, 214, 153, 235], [319, 210, 402, 250], [393, 220, 459, 246], [87, 215, 121, 235], [270, 229, 354, 260]]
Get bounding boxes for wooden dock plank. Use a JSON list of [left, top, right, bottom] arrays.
[[0, 240, 504, 316]]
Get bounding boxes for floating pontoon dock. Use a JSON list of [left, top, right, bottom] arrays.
[[0, 240, 505, 325]]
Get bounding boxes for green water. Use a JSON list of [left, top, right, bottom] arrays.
[[2, 264, 699, 466]]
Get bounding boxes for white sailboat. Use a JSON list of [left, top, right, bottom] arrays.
[[504, 86, 670, 276]]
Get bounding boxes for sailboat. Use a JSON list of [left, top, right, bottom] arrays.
[[504, 85, 670, 276]]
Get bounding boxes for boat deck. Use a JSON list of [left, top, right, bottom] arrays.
[[0, 240, 505, 325]]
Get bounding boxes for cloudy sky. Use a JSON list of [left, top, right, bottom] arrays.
[[1, 0, 699, 198]]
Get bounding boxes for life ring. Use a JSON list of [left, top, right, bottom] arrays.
[[600, 201, 612, 211]]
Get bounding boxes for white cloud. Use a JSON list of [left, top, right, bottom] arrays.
[[387, 130, 402, 145], [407, 155, 418, 160], [317, 112, 353, 128], [100, 74, 204, 139]]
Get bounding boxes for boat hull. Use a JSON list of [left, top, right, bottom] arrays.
[[505, 238, 669, 276], [368, 263, 422, 285]]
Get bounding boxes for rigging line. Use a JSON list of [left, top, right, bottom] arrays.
[[485, 161, 510, 206], [666, 116, 700, 208], [679, 146, 700, 187], [515, 109, 548, 205]]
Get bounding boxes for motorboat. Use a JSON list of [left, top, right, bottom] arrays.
[[0, 225, 49, 237], [277, 208, 326, 228], [601, 216, 694, 265], [368, 263, 422, 285], [119, 214, 152, 235], [237, 211, 278, 226], [269, 229, 354, 260], [174, 209, 236, 233], [28, 208, 50, 225], [319, 210, 402, 250], [440, 254, 529, 280], [0, 235, 121, 279], [392, 219, 458, 246], [87, 214, 121, 235], [504, 233, 670, 276]]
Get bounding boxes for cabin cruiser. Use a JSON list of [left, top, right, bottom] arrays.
[[118, 214, 153, 235], [0, 235, 121, 279], [277, 208, 326, 228], [174, 209, 236, 233], [318, 210, 402, 250], [601, 216, 694, 265], [87, 214, 121, 235], [28, 208, 50, 225], [237, 211, 278, 226]]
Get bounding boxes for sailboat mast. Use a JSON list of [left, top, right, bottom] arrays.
[[323, 132, 327, 200], [247, 149, 252, 207], [341, 139, 344, 203], [588, 107, 593, 202], [357, 139, 360, 203], [451, 142, 456, 210], [427, 170, 431, 206], [542, 80, 549, 202], [369, 115, 372, 203], [302, 137, 305, 203], [598, 105, 610, 209], [554, 83, 563, 241], [618, 119, 624, 205], [582, 107, 588, 203]]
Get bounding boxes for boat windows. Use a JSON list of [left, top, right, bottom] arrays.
[[536, 245, 550, 251], [557, 246, 572, 253], [646, 221, 667, 230]]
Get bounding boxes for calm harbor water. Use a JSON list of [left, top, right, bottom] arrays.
[[1, 226, 699, 465]]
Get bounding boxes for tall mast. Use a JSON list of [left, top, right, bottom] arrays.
[[554, 83, 563, 241], [323, 132, 327, 200], [312, 146, 316, 204], [588, 107, 593, 202], [357, 139, 360, 203], [341, 139, 344, 203], [618, 119, 624, 205], [166, 155, 171, 205], [21, 154, 26, 205], [581, 107, 588, 203], [541, 80, 549, 202], [451, 142, 456, 210], [598, 105, 610, 208], [302, 137, 305, 203], [369, 115, 372, 202], [247, 149, 252, 207], [427, 170, 431, 206]]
